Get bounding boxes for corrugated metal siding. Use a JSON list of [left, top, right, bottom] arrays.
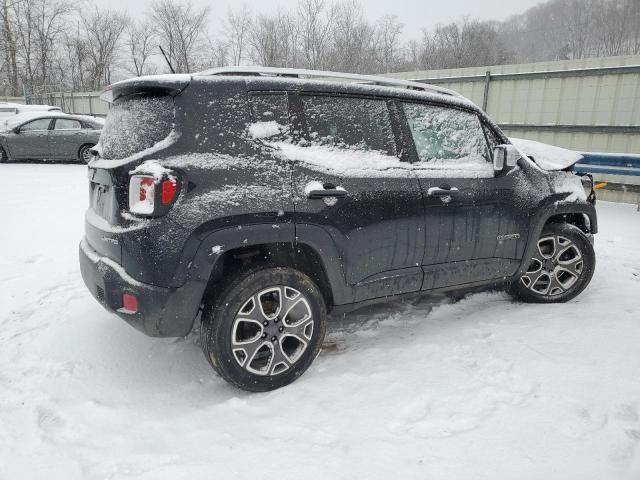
[[385, 55, 640, 154]]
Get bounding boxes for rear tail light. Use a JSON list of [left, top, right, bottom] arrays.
[[161, 177, 178, 205], [129, 174, 179, 216]]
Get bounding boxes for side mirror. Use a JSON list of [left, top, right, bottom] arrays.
[[493, 144, 520, 171], [12, 127, 20, 134]]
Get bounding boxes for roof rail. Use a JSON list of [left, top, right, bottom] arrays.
[[196, 66, 465, 99]]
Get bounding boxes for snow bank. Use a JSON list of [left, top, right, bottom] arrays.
[[2, 164, 640, 479], [511, 137, 583, 171]]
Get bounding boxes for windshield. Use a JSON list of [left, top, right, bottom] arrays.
[[100, 95, 174, 160]]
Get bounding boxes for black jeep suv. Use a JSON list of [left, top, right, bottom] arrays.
[[80, 67, 597, 391]]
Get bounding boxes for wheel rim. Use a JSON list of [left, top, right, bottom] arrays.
[[81, 146, 93, 162], [231, 286, 314, 376], [521, 235, 584, 296]]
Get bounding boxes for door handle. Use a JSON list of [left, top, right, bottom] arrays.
[[305, 182, 348, 199], [427, 186, 460, 198]]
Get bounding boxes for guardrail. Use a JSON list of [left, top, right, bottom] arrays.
[[576, 153, 640, 206]]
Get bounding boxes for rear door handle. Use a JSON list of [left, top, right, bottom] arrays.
[[305, 182, 348, 199], [427, 186, 460, 198]]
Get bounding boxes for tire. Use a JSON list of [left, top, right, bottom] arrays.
[[510, 222, 595, 303], [78, 144, 95, 164], [0, 146, 7, 163], [200, 266, 327, 392]]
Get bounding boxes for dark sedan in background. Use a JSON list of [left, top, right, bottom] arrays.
[[0, 112, 103, 163]]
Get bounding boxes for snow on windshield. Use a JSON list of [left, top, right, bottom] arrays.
[[100, 96, 174, 160], [510, 137, 583, 171]]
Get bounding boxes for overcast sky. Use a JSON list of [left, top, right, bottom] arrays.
[[106, 0, 546, 38]]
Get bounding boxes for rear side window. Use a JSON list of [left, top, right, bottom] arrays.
[[302, 95, 396, 154], [250, 93, 288, 124], [403, 102, 489, 165], [248, 93, 289, 141], [55, 119, 81, 130], [100, 96, 174, 160]]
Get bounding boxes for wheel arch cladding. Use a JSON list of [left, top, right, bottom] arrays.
[[516, 199, 597, 278], [182, 223, 342, 311], [545, 212, 595, 234]]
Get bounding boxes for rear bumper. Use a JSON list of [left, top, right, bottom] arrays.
[[79, 237, 205, 337]]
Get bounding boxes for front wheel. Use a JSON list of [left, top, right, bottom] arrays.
[[0, 146, 7, 163], [511, 222, 595, 303], [200, 266, 327, 392]]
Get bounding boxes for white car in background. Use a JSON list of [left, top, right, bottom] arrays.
[[0, 102, 61, 117]]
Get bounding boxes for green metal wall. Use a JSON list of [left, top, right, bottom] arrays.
[[386, 55, 640, 154]]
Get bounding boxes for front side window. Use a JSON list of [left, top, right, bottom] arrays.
[[55, 119, 81, 130], [302, 95, 396, 155], [403, 102, 489, 165], [20, 118, 51, 132]]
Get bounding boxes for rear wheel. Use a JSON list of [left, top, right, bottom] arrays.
[[78, 144, 95, 163], [0, 146, 7, 163], [511, 222, 595, 303], [200, 266, 327, 392]]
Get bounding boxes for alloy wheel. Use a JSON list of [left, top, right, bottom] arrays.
[[231, 286, 314, 376], [521, 235, 584, 296]]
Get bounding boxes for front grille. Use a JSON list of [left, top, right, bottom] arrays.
[[96, 285, 105, 303]]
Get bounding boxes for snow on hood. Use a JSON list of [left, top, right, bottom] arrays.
[[510, 138, 583, 171]]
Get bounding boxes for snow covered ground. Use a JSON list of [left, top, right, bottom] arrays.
[[1, 164, 640, 480]]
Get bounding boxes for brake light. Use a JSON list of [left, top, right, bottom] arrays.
[[161, 177, 178, 204], [129, 174, 179, 215]]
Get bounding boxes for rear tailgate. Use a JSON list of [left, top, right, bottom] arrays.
[[83, 76, 189, 269], [86, 167, 122, 262]]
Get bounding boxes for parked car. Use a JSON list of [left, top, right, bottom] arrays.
[[0, 112, 103, 163], [0, 102, 61, 117], [79, 67, 597, 392]]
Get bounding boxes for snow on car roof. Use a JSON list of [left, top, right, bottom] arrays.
[[1, 111, 104, 130]]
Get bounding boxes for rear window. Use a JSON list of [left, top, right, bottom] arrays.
[[100, 96, 174, 160]]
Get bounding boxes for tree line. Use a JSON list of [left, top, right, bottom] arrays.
[[1, 0, 639, 97]]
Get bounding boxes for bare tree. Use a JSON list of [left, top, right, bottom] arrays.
[[59, 21, 87, 90], [248, 9, 298, 67], [330, 0, 375, 73], [1, 0, 20, 95], [125, 19, 156, 76], [595, 0, 635, 56], [223, 5, 252, 66], [151, 0, 210, 73], [79, 6, 127, 89], [206, 36, 228, 68], [374, 14, 403, 72], [297, 0, 336, 69]]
